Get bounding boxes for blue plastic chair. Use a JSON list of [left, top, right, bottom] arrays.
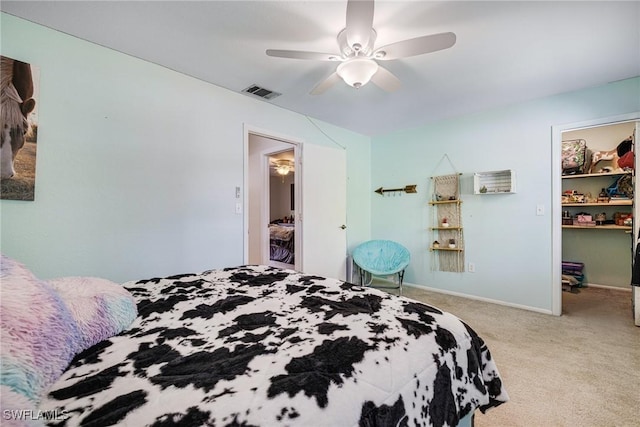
[[351, 240, 410, 295]]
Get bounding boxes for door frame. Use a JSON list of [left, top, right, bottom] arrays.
[[259, 146, 296, 265], [244, 124, 303, 270], [551, 112, 640, 316]]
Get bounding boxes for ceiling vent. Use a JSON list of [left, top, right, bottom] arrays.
[[242, 84, 281, 100]]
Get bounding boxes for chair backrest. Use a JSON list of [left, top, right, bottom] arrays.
[[352, 240, 410, 276]]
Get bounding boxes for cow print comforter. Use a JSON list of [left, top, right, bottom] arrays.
[[41, 265, 508, 427]]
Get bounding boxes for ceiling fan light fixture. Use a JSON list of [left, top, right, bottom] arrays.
[[336, 57, 379, 89], [276, 164, 290, 176], [274, 159, 293, 176]]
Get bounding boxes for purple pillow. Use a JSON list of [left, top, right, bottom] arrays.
[[0, 254, 82, 405]]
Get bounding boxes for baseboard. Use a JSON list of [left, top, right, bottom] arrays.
[[402, 282, 553, 315], [583, 282, 632, 292], [633, 286, 639, 326]]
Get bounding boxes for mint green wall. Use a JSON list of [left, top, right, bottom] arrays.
[[0, 14, 371, 282], [3, 13, 638, 312], [371, 77, 640, 312]]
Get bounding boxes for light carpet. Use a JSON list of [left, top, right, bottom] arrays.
[[380, 282, 639, 427]]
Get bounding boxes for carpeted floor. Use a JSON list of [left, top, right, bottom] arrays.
[[381, 283, 640, 427]]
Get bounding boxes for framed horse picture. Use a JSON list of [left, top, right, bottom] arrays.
[[1, 55, 40, 201]]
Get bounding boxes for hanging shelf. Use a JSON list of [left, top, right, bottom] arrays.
[[474, 170, 516, 194], [429, 174, 465, 272]]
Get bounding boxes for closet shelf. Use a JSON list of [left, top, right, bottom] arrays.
[[562, 170, 632, 179], [562, 225, 632, 231], [562, 200, 632, 207]]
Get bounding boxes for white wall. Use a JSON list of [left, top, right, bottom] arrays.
[[0, 14, 371, 282], [371, 77, 640, 312]]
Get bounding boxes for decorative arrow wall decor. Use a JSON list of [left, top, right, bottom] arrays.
[[374, 185, 417, 196]]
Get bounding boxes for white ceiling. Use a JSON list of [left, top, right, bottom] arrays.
[[2, 1, 639, 136]]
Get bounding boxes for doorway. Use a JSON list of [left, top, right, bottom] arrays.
[[266, 149, 296, 269], [552, 113, 640, 316], [244, 125, 349, 280], [246, 131, 301, 271]]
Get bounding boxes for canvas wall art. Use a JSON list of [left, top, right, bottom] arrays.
[[1, 55, 40, 201]]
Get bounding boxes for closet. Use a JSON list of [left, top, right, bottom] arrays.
[[561, 121, 636, 289]]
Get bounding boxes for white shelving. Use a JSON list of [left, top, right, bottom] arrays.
[[474, 170, 516, 194]]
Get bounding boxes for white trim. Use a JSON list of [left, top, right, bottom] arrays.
[[551, 112, 640, 316], [258, 146, 297, 265], [243, 125, 250, 264], [402, 282, 553, 315], [633, 286, 640, 326], [583, 283, 632, 292], [259, 148, 273, 265]]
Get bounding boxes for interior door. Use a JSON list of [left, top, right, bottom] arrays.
[[301, 143, 347, 280]]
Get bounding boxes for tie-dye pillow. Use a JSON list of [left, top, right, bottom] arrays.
[[0, 254, 138, 419], [0, 255, 82, 406], [47, 276, 137, 351]]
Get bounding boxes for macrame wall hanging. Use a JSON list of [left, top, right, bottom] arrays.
[[429, 157, 465, 272]]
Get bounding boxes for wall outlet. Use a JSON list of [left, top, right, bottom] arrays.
[[468, 263, 476, 273]]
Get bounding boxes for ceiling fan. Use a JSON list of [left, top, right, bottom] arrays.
[[266, 0, 456, 94]]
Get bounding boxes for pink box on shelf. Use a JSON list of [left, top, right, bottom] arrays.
[[573, 220, 596, 227]]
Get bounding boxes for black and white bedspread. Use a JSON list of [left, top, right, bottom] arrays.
[[41, 265, 508, 427]]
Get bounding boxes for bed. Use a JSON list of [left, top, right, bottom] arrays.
[[269, 224, 295, 264], [1, 256, 508, 427]]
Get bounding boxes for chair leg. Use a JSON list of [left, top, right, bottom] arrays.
[[398, 270, 405, 296]]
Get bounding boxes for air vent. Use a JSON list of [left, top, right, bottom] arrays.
[[242, 84, 281, 100]]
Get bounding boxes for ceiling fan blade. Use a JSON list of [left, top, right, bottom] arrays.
[[310, 72, 342, 95], [346, 0, 374, 52], [370, 65, 401, 92], [266, 49, 342, 61], [373, 32, 456, 60]]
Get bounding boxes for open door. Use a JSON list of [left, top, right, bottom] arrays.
[[301, 143, 347, 280]]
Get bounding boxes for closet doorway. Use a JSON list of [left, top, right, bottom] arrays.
[[552, 114, 640, 316]]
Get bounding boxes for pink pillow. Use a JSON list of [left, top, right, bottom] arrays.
[[0, 254, 82, 405]]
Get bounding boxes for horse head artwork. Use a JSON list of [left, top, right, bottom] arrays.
[[1, 56, 36, 179]]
